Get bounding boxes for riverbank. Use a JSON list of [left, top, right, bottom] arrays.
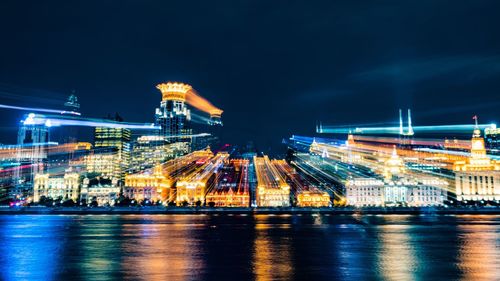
[[1, 206, 500, 215]]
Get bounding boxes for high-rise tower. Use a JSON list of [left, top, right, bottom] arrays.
[[94, 113, 131, 181], [155, 82, 192, 143]]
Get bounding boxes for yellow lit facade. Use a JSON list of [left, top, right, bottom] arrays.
[[254, 156, 290, 207], [85, 152, 120, 179], [125, 165, 173, 202], [176, 152, 227, 205], [454, 124, 500, 201], [296, 190, 330, 207], [94, 126, 131, 180], [383, 146, 406, 179], [125, 148, 215, 203], [33, 172, 80, 202], [205, 159, 250, 207]]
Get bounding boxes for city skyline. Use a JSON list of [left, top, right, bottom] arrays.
[[1, 2, 500, 280]]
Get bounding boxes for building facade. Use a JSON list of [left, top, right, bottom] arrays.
[[85, 147, 121, 180], [80, 177, 120, 206], [454, 123, 500, 202], [94, 119, 131, 180], [296, 190, 331, 207], [33, 172, 80, 202], [205, 159, 250, 207], [254, 156, 290, 207], [345, 177, 447, 207], [484, 124, 500, 155], [176, 152, 227, 205]]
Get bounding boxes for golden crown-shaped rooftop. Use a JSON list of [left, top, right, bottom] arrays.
[[156, 82, 193, 102]]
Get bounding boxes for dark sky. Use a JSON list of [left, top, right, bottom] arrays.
[[1, 1, 500, 152]]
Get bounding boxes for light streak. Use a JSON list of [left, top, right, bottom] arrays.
[[319, 124, 495, 135], [0, 103, 80, 115], [23, 114, 159, 130]]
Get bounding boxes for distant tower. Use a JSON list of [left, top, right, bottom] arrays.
[[208, 109, 223, 126], [155, 82, 192, 143], [407, 109, 414, 136], [63, 91, 80, 113], [53, 92, 81, 144]]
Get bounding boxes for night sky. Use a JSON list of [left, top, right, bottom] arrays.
[[1, 1, 500, 153]]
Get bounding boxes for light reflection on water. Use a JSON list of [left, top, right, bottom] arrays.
[[0, 215, 498, 281]]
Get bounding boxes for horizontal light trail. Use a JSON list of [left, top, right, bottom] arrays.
[[319, 124, 495, 135], [0, 103, 80, 115], [25, 114, 160, 130]]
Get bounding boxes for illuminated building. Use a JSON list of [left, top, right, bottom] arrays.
[[94, 115, 131, 180], [80, 177, 120, 206], [484, 124, 500, 155], [254, 156, 290, 207], [84, 147, 121, 180], [407, 177, 448, 206], [155, 82, 192, 143], [206, 159, 250, 207], [444, 138, 470, 151], [13, 113, 51, 200], [125, 148, 214, 203], [33, 171, 80, 202], [296, 189, 331, 207], [345, 177, 447, 207], [16, 113, 50, 165], [271, 159, 331, 207], [383, 146, 406, 179], [124, 165, 170, 202], [345, 178, 385, 206], [176, 152, 227, 205], [347, 147, 446, 206], [208, 109, 223, 126], [454, 118, 500, 202], [129, 135, 190, 172]]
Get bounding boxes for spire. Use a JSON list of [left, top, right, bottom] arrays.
[[472, 115, 481, 137], [407, 109, 414, 136], [399, 109, 403, 135], [392, 145, 398, 158]]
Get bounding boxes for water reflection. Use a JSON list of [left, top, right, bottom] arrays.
[[253, 215, 293, 281], [457, 217, 500, 280], [377, 224, 417, 280], [0, 215, 64, 281], [121, 215, 206, 281], [0, 214, 498, 281]]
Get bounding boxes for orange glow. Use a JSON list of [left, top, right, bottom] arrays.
[[156, 82, 223, 117]]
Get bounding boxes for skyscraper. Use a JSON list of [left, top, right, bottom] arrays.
[[52, 92, 81, 144], [13, 113, 51, 200], [93, 114, 131, 181], [485, 124, 500, 155], [155, 82, 192, 143]]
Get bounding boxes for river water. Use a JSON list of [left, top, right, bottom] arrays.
[[0, 214, 499, 280]]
